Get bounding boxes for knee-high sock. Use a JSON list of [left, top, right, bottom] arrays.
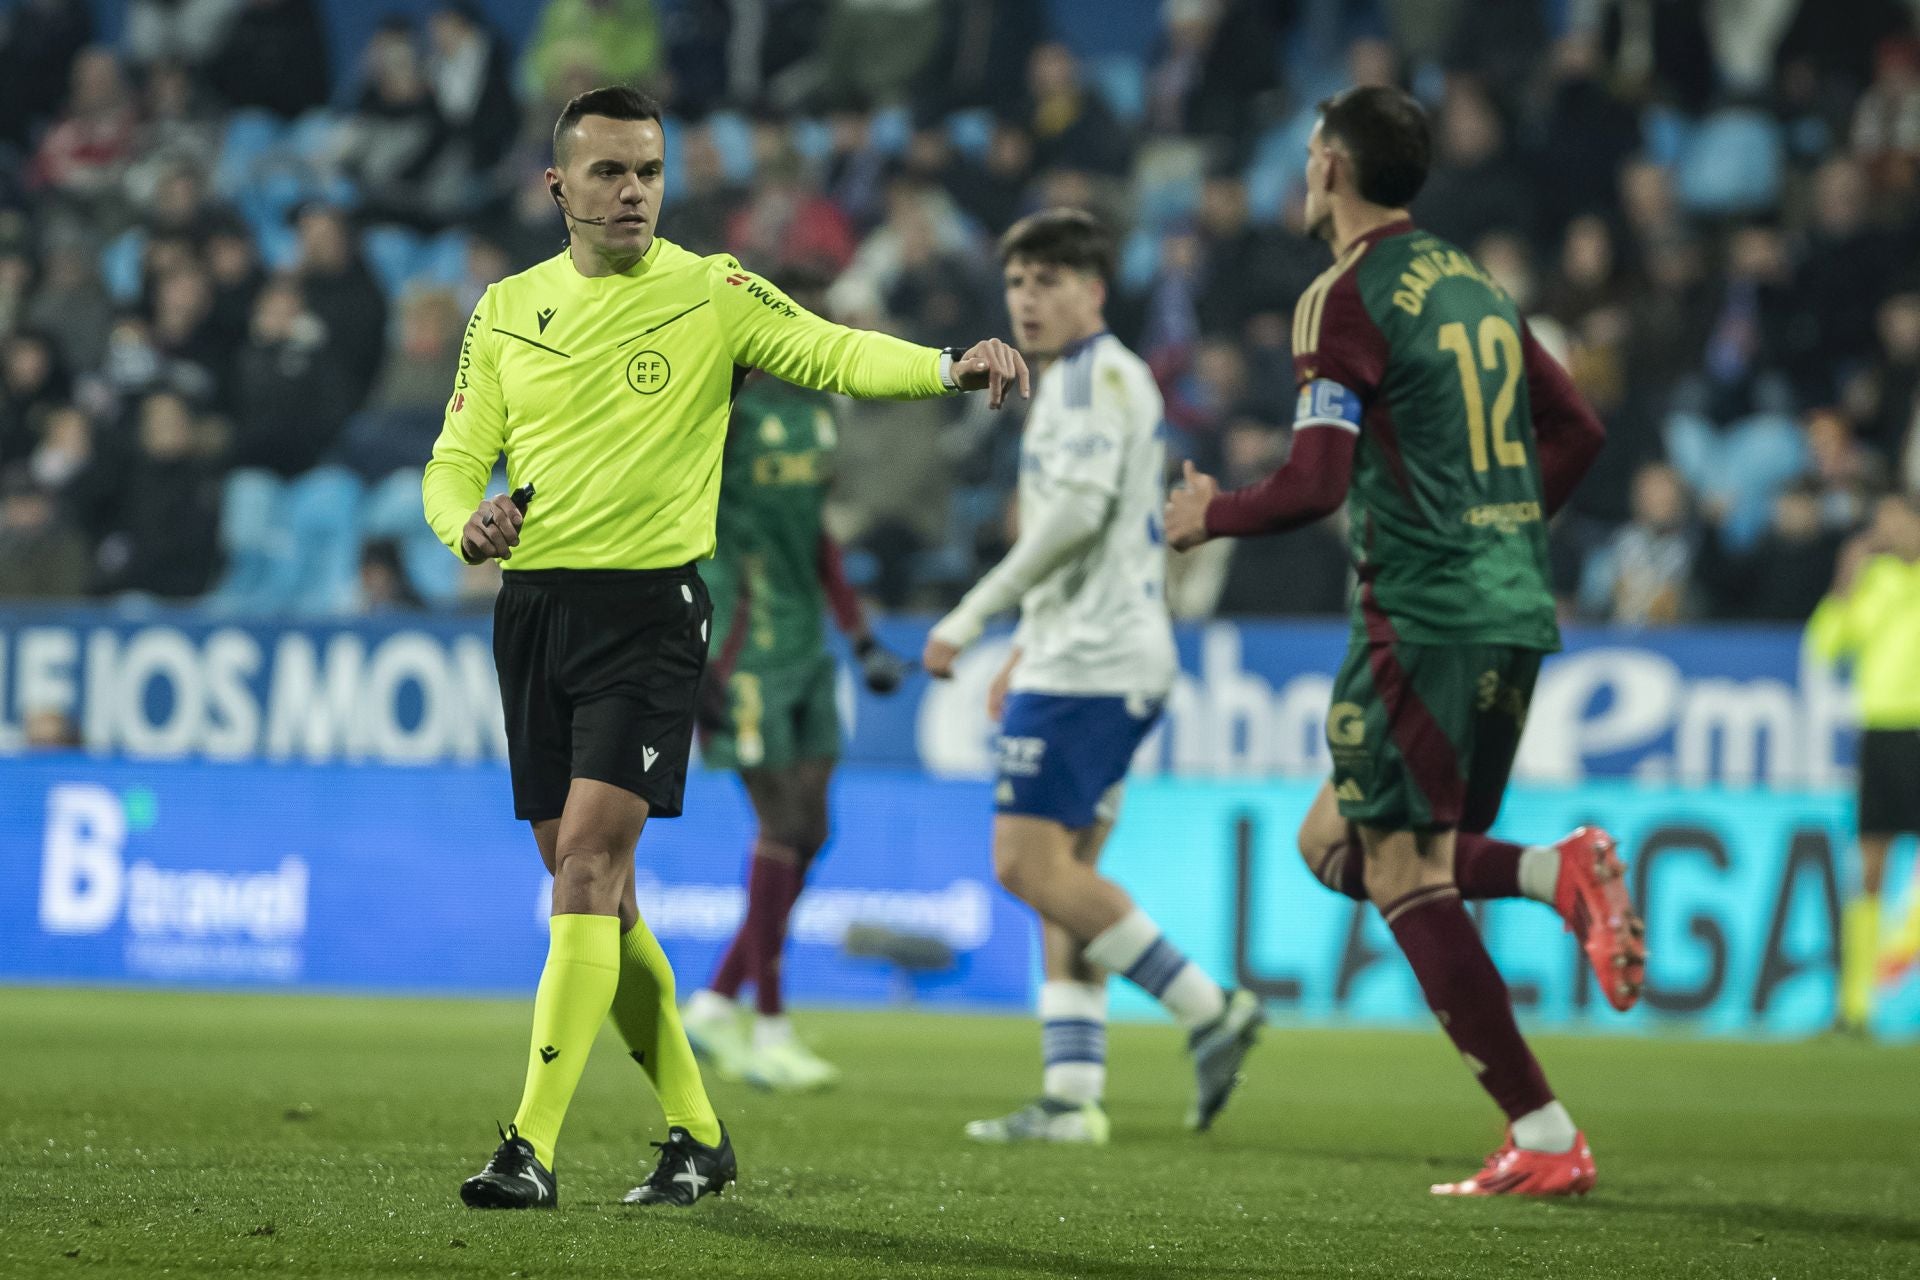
[[1453, 834, 1526, 899], [709, 841, 768, 1000], [1384, 888, 1555, 1123], [1317, 828, 1542, 903], [1039, 980, 1106, 1104], [1084, 909, 1226, 1029], [709, 837, 802, 1002], [752, 852, 807, 1017], [609, 914, 723, 1146], [511, 913, 622, 1167], [1841, 895, 1881, 1028]]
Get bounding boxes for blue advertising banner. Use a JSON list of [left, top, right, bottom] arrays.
[[3, 759, 1915, 1039], [0, 608, 1858, 788]]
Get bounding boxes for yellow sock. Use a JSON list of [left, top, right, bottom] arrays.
[[608, 915, 722, 1146], [511, 913, 621, 1167], [1840, 896, 1881, 1030]]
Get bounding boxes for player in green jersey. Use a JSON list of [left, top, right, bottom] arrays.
[[428, 86, 1029, 1213], [680, 280, 909, 1090], [1165, 87, 1643, 1198]]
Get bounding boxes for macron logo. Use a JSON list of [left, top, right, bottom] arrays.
[[642, 746, 659, 772]]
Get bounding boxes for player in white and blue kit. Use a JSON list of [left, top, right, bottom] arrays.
[[924, 210, 1262, 1143]]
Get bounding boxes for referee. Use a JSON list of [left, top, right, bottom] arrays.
[[1807, 491, 1920, 1036], [424, 87, 1029, 1210]]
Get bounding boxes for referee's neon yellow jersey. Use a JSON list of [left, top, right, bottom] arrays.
[[1806, 554, 1920, 729], [423, 237, 950, 570]]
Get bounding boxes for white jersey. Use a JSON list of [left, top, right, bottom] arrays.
[[1010, 333, 1176, 699]]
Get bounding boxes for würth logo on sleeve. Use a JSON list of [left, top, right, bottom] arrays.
[[726, 271, 799, 317]]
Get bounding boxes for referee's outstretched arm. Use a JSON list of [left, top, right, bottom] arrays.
[[707, 254, 1030, 409]]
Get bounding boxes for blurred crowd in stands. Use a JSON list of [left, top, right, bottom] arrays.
[[1, 0, 1918, 626]]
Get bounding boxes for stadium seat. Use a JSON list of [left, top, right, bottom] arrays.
[[1665, 410, 1808, 550], [361, 467, 463, 608], [282, 467, 367, 616], [99, 229, 146, 305], [208, 467, 366, 615], [1088, 54, 1146, 127], [868, 106, 913, 156], [706, 110, 758, 185], [945, 109, 995, 160], [1675, 107, 1784, 215], [205, 468, 292, 615], [214, 111, 290, 202], [362, 226, 427, 299], [420, 230, 472, 289]]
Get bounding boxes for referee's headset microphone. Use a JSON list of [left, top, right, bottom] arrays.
[[549, 180, 607, 227]]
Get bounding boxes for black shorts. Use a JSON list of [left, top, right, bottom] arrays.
[[1858, 728, 1920, 835], [493, 565, 712, 823]]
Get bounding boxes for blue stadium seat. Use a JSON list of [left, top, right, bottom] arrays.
[[208, 467, 366, 615], [1087, 54, 1146, 126], [1676, 107, 1784, 215], [361, 467, 462, 608], [205, 468, 290, 615], [790, 117, 833, 165], [946, 109, 995, 160], [214, 111, 290, 202], [362, 226, 426, 299], [99, 229, 146, 305], [706, 110, 758, 185], [868, 106, 913, 156], [420, 230, 471, 289], [281, 466, 367, 616]]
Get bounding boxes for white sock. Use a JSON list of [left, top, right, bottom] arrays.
[[1084, 909, 1226, 1030], [1510, 1100, 1577, 1153], [1517, 845, 1560, 905], [1039, 980, 1106, 1104], [753, 1015, 792, 1051], [686, 989, 736, 1024]]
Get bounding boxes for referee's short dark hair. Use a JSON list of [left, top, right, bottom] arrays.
[[998, 208, 1115, 285], [1317, 86, 1432, 210], [553, 86, 665, 163]]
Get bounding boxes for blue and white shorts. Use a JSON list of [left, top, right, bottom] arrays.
[[994, 692, 1163, 830]]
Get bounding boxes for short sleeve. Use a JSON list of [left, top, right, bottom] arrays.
[[1292, 271, 1387, 402]]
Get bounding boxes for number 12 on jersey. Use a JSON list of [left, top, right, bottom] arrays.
[[1438, 316, 1525, 473]]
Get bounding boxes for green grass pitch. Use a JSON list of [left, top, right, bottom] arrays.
[[3, 988, 1916, 1279]]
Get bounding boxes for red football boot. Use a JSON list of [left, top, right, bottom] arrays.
[[1431, 1131, 1597, 1197], [1553, 826, 1646, 1012]]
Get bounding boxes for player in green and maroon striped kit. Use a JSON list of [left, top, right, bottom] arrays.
[[1165, 87, 1645, 1198], [681, 350, 907, 1092]]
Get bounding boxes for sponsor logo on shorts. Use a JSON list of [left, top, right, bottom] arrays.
[[626, 350, 671, 395], [995, 735, 1046, 778], [1327, 702, 1366, 747]]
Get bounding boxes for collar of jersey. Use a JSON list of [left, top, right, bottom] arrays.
[[1353, 218, 1416, 249], [1058, 329, 1109, 360], [559, 236, 665, 289]]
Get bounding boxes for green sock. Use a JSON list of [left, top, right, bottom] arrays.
[[608, 915, 722, 1146], [511, 913, 621, 1167]]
